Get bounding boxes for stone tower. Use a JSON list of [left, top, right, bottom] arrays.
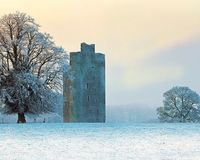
[[63, 43, 105, 122]]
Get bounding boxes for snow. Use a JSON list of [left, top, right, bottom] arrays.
[[0, 123, 200, 160]]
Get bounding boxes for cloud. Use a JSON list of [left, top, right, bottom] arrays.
[[107, 37, 200, 106], [122, 65, 183, 89], [1, 0, 200, 107]]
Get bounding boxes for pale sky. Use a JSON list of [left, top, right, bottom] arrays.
[[1, 0, 200, 107]]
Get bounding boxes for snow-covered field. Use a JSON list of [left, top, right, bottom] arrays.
[[0, 123, 200, 160]]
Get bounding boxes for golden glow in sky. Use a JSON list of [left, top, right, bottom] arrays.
[[1, 0, 200, 105]]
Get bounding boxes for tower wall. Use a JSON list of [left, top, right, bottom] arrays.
[[63, 43, 105, 122]]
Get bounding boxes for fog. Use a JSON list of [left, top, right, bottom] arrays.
[[107, 104, 158, 123]]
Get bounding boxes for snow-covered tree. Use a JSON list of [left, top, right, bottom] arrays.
[[157, 86, 200, 123], [0, 12, 68, 123]]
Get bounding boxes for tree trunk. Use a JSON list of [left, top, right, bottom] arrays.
[[17, 113, 26, 123]]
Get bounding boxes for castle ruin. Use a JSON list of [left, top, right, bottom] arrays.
[[63, 43, 105, 122]]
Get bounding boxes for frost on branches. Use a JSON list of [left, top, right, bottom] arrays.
[[0, 12, 69, 123], [157, 86, 200, 123]]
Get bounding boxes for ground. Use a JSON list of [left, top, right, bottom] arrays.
[[0, 123, 200, 160]]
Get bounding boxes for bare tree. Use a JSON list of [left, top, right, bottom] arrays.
[[157, 86, 200, 122], [0, 12, 68, 123]]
